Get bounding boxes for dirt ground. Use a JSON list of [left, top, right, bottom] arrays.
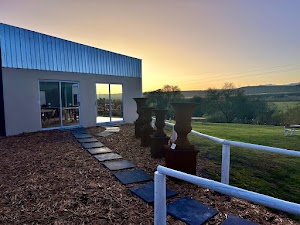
[[0, 124, 298, 224]]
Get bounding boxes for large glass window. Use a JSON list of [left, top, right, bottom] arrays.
[[96, 83, 123, 123], [40, 81, 80, 128]]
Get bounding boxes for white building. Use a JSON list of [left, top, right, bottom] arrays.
[[0, 23, 142, 136]]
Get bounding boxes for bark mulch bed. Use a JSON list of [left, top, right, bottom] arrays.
[[0, 124, 298, 224]]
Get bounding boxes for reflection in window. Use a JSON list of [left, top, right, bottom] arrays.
[[96, 83, 123, 123]]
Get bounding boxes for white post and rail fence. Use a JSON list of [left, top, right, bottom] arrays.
[[153, 120, 300, 224]]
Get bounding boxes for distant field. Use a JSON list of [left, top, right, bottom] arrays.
[[165, 122, 300, 205], [272, 101, 300, 111]]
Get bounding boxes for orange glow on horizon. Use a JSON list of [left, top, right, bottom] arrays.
[[1, 1, 299, 92]]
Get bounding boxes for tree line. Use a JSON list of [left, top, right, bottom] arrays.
[[144, 83, 300, 125]]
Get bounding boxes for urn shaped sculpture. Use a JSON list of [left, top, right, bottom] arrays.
[[164, 102, 199, 175], [133, 97, 148, 138], [153, 109, 168, 137], [172, 102, 196, 150], [140, 107, 155, 147], [150, 109, 169, 158]]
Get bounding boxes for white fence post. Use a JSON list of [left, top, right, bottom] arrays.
[[156, 166, 300, 215], [154, 171, 166, 225], [221, 144, 230, 185]]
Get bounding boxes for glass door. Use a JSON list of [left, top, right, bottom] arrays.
[[96, 83, 123, 123], [96, 83, 110, 123], [61, 82, 80, 126], [40, 81, 60, 128], [110, 84, 123, 122], [40, 81, 80, 128]]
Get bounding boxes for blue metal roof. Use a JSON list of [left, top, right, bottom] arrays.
[[0, 23, 141, 78]]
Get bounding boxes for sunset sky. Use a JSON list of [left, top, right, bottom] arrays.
[[1, 0, 299, 92]]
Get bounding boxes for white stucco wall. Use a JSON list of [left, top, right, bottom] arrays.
[[2, 68, 142, 135]]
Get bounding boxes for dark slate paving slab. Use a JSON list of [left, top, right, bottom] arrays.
[[167, 197, 218, 225], [104, 130, 120, 133], [72, 130, 88, 135], [221, 216, 258, 225], [74, 134, 93, 139], [82, 142, 104, 149], [107, 130, 120, 133], [113, 170, 152, 185], [71, 128, 86, 132], [87, 147, 112, 155], [95, 132, 113, 137], [77, 138, 98, 143], [102, 160, 135, 171], [60, 127, 85, 132], [94, 153, 122, 162], [70, 128, 86, 131], [129, 182, 177, 204], [104, 127, 120, 133]]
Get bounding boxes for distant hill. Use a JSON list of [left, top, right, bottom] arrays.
[[240, 84, 300, 95], [180, 83, 300, 101], [288, 82, 300, 86]]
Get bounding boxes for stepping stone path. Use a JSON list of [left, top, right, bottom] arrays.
[[221, 216, 258, 225], [71, 129, 88, 133], [102, 160, 135, 171], [129, 182, 177, 204], [70, 126, 258, 225], [94, 153, 122, 162], [71, 128, 88, 134], [167, 197, 218, 225], [81, 142, 104, 149], [77, 138, 98, 143], [113, 169, 152, 185], [95, 131, 113, 137], [87, 147, 112, 155], [72, 131, 88, 135], [74, 134, 93, 139], [61, 128, 84, 133], [103, 127, 120, 133]]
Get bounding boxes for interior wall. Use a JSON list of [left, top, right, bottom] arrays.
[[2, 68, 142, 135]]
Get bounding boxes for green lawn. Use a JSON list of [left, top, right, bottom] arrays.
[[166, 122, 300, 204]]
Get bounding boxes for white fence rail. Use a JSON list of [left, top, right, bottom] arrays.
[[151, 120, 300, 223], [154, 166, 300, 225], [164, 121, 300, 185]]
